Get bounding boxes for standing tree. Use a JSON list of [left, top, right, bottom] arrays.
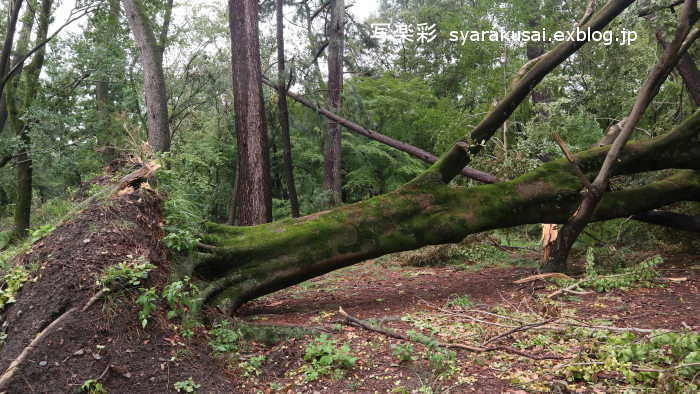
[[228, 0, 272, 225], [275, 0, 301, 218], [0, 0, 24, 136], [324, 0, 345, 206], [6, 0, 52, 239], [122, 0, 173, 153]]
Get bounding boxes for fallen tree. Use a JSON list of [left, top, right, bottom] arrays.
[[190, 106, 700, 313]]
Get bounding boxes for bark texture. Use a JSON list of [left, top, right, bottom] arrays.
[[323, 0, 344, 206], [122, 0, 171, 152], [229, 0, 273, 225], [656, 28, 700, 106], [276, 0, 301, 217]]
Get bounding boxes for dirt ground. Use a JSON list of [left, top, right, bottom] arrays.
[[0, 184, 231, 393], [230, 253, 699, 393]]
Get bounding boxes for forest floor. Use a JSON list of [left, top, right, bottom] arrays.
[[229, 250, 700, 393]]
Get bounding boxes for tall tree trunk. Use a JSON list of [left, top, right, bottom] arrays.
[[95, 0, 122, 163], [323, 0, 344, 207], [122, 0, 171, 153], [228, 0, 272, 225], [8, 0, 51, 240], [276, 0, 301, 218]]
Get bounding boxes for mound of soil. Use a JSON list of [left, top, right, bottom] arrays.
[[0, 185, 229, 393]]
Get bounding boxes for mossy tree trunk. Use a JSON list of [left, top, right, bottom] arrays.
[[191, 107, 700, 313]]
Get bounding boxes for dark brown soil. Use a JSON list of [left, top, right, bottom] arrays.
[[0, 186, 230, 393]]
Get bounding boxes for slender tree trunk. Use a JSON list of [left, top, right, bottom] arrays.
[[0, 0, 23, 85], [0, 0, 24, 135], [228, 0, 272, 225], [122, 0, 171, 153], [276, 0, 300, 217], [8, 0, 52, 240], [323, 0, 344, 206], [95, 0, 122, 163], [656, 29, 700, 106]]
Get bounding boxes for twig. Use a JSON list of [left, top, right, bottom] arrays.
[[338, 307, 564, 360], [552, 133, 593, 189], [482, 319, 557, 346], [547, 278, 587, 298], [514, 273, 573, 284]]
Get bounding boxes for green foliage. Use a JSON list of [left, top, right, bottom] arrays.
[[173, 377, 201, 393], [0, 265, 31, 310], [446, 295, 473, 308], [208, 320, 241, 354], [425, 348, 458, 377], [302, 334, 357, 382], [581, 250, 662, 292], [565, 331, 700, 391], [28, 224, 54, 243], [99, 256, 155, 291], [158, 149, 224, 253], [162, 276, 199, 321], [239, 355, 266, 378], [391, 343, 415, 362], [135, 287, 158, 329], [80, 379, 107, 394]]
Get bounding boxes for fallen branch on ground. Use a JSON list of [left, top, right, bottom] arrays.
[[482, 318, 557, 346], [0, 288, 107, 390], [338, 307, 564, 360], [514, 273, 574, 284]]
